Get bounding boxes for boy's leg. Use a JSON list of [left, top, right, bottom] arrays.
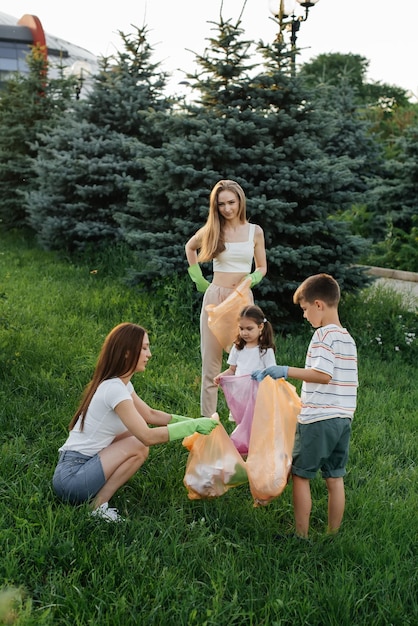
[[292, 475, 312, 538], [325, 476, 345, 534]]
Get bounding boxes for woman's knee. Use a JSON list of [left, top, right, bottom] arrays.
[[129, 436, 149, 463], [138, 443, 149, 463]]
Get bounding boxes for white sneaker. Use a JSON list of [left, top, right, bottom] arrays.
[[91, 502, 124, 523]]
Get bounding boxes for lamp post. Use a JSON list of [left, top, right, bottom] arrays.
[[65, 60, 93, 100], [268, 0, 320, 76]]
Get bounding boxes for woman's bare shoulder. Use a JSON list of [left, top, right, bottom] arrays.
[[252, 223, 264, 236]]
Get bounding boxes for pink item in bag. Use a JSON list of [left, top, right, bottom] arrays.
[[219, 374, 258, 455]]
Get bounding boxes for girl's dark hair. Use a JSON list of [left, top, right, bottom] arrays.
[[69, 323, 146, 431], [234, 305, 275, 353]]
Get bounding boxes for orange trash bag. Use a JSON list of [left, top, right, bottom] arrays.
[[205, 277, 252, 352], [182, 416, 248, 500], [246, 376, 301, 507]]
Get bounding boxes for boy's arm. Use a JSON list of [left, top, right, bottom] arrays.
[[252, 365, 331, 384], [287, 367, 331, 384]]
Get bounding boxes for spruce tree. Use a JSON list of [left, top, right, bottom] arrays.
[[116, 14, 256, 279], [0, 45, 75, 230], [28, 118, 142, 251], [27, 27, 172, 251], [383, 125, 418, 232], [298, 52, 417, 149], [366, 124, 418, 271], [119, 16, 370, 327], [298, 52, 410, 109]]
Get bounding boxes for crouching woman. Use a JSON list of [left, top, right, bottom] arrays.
[[52, 322, 217, 521]]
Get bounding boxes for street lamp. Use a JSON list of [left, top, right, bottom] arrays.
[[268, 0, 320, 76], [64, 60, 94, 100]]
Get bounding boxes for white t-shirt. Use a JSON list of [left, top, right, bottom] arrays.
[[299, 324, 358, 424], [59, 378, 133, 456], [227, 345, 276, 376]]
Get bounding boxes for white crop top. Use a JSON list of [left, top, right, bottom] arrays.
[[213, 223, 255, 273]]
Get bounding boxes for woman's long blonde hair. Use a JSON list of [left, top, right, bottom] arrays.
[[68, 323, 146, 431], [198, 180, 247, 263]]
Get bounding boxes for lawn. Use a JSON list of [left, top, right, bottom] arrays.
[[0, 232, 417, 625]]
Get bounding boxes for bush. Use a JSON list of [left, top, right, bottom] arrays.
[[340, 282, 417, 365]]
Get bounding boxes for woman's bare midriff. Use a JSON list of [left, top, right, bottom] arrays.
[[212, 272, 247, 289]]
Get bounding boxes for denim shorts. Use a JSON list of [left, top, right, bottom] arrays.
[[291, 418, 352, 480], [52, 450, 106, 504]]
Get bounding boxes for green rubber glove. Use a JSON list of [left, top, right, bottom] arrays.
[[246, 269, 263, 288], [188, 264, 210, 293], [167, 417, 218, 441], [169, 414, 194, 424]]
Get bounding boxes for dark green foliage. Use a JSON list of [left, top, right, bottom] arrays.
[[312, 84, 384, 191], [84, 28, 173, 139], [27, 119, 143, 251], [26, 27, 172, 252], [118, 19, 371, 327], [309, 83, 387, 243], [364, 124, 418, 270], [341, 284, 418, 366], [185, 12, 256, 107], [299, 52, 418, 272], [0, 46, 76, 230], [299, 52, 418, 149], [299, 52, 410, 108], [299, 52, 370, 91], [380, 125, 418, 231], [367, 222, 418, 272]]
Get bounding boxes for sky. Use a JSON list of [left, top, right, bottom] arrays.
[[2, 0, 418, 100]]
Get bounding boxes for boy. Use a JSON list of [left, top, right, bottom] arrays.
[[252, 273, 358, 538]]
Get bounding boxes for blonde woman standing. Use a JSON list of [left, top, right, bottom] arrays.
[[185, 180, 267, 417]]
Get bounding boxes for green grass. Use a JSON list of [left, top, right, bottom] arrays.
[[0, 231, 417, 625]]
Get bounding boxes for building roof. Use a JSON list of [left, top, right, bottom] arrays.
[[0, 11, 98, 78]]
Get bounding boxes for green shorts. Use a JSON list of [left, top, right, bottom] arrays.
[[291, 418, 352, 480]]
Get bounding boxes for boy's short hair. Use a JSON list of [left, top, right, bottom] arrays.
[[293, 273, 341, 307]]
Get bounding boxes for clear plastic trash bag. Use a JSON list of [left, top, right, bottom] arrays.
[[205, 277, 252, 352], [182, 416, 248, 500]]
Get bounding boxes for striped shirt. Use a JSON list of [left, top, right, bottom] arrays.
[[299, 324, 358, 424]]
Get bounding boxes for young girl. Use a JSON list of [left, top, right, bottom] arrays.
[[214, 306, 276, 455], [52, 323, 218, 522], [214, 305, 276, 383], [185, 180, 267, 418]]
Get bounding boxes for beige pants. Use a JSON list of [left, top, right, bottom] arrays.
[[200, 283, 253, 417]]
